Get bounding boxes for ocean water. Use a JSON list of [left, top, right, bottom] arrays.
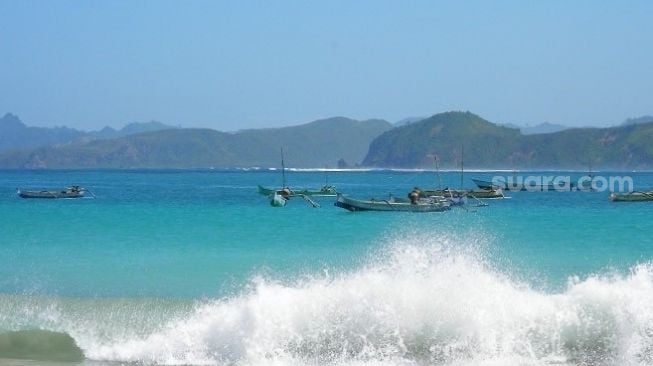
[[1, 169, 653, 366]]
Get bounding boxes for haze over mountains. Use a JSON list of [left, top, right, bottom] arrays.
[[1, 112, 653, 169], [0, 115, 391, 169], [0, 113, 177, 151]]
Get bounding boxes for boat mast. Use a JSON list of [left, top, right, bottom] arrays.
[[460, 145, 464, 190], [281, 147, 287, 188], [434, 154, 442, 191]]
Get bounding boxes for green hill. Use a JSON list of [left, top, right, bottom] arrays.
[[0, 117, 392, 169], [363, 111, 653, 169]]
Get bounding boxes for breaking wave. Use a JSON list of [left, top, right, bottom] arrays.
[[2, 233, 653, 365]]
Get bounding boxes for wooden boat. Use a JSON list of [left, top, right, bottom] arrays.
[[419, 187, 505, 200], [609, 191, 653, 202], [258, 184, 337, 197], [334, 193, 450, 212], [260, 148, 323, 208], [268, 188, 320, 208], [270, 188, 290, 207], [469, 188, 506, 199], [472, 177, 580, 192], [472, 178, 500, 190], [17, 186, 85, 199], [417, 154, 497, 206]]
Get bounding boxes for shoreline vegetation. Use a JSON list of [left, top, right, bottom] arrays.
[[1, 111, 653, 170]]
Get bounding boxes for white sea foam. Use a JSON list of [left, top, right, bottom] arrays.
[[4, 233, 653, 366]]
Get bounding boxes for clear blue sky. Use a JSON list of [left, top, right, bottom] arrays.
[[1, 1, 651, 130]]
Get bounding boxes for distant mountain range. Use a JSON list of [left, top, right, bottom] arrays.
[[363, 111, 653, 169], [0, 113, 85, 151], [2, 111, 653, 169], [0, 116, 391, 169], [88, 121, 178, 140], [0, 113, 177, 151]]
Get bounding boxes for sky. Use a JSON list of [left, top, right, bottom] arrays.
[[1, 1, 651, 131]]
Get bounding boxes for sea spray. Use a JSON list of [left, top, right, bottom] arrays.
[[3, 232, 653, 365]]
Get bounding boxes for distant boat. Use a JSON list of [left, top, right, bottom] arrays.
[[334, 193, 450, 212], [609, 191, 653, 202], [424, 155, 503, 203], [471, 178, 501, 190], [257, 184, 337, 197], [472, 177, 581, 192], [17, 186, 85, 199], [264, 148, 292, 207], [270, 188, 291, 207], [260, 148, 327, 208], [421, 187, 506, 200]]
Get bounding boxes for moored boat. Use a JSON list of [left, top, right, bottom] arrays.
[[609, 191, 653, 202], [334, 193, 450, 212], [17, 186, 85, 199], [471, 178, 500, 190], [473, 177, 582, 192], [258, 184, 337, 197], [260, 148, 324, 208], [468, 188, 506, 199], [419, 187, 505, 200], [270, 189, 290, 207]]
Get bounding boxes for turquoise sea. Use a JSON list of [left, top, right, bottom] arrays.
[[1, 169, 653, 366]]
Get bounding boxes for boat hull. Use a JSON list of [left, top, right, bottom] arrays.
[[469, 189, 505, 199], [609, 192, 653, 202], [270, 192, 288, 207], [472, 178, 591, 192], [17, 188, 85, 199], [335, 194, 450, 212], [258, 185, 337, 197], [471, 178, 499, 190], [420, 188, 505, 200]]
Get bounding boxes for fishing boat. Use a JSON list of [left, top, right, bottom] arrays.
[[334, 193, 450, 212], [471, 178, 500, 190], [257, 184, 337, 197], [420, 187, 506, 200], [416, 187, 501, 205], [419, 152, 500, 205], [472, 177, 579, 192], [270, 188, 291, 207], [262, 149, 321, 208], [609, 191, 653, 202], [468, 188, 506, 199], [416, 188, 466, 205], [17, 186, 85, 199]]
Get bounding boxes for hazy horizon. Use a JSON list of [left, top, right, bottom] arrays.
[[3, 110, 651, 133], [1, 1, 652, 130]]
